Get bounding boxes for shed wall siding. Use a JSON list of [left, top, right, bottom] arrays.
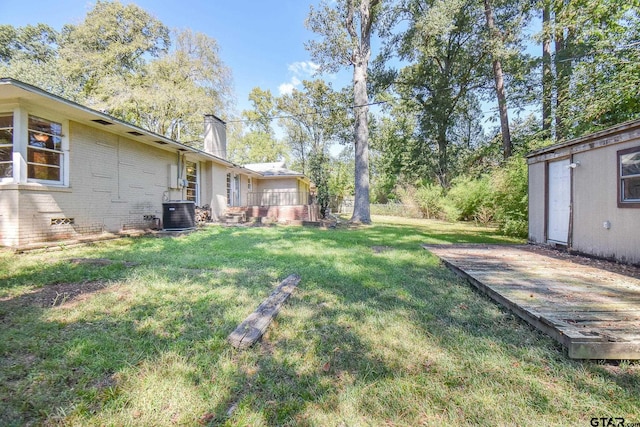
[[528, 161, 546, 244], [571, 138, 640, 264], [528, 125, 640, 264]]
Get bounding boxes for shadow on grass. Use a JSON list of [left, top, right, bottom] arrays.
[[0, 222, 638, 425]]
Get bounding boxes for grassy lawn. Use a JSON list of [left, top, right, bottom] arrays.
[[1, 216, 638, 426]]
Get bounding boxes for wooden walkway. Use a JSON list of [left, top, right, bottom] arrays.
[[423, 244, 640, 360]]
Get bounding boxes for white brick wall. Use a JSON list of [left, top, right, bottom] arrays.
[[1, 121, 180, 247]]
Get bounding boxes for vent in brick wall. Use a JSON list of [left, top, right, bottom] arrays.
[[51, 218, 75, 226]]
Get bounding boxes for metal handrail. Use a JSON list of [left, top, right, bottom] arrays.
[[246, 191, 311, 206]]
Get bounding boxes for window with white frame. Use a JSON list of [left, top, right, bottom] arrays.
[[27, 115, 63, 183], [0, 114, 12, 179], [185, 160, 198, 203], [233, 174, 240, 206], [619, 146, 640, 207], [226, 173, 231, 205]]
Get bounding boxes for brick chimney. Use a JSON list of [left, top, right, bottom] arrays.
[[203, 114, 227, 159]]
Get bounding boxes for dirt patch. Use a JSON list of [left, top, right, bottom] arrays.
[[371, 246, 394, 254], [0, 280, 111, 308], [521, 245, 640, 279], [68, 258, 139, 268]]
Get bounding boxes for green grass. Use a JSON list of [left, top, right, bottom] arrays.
[[0, 216, 638, 426]]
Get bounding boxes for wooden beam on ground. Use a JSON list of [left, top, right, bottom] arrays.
[[228, 274, 301, 349]]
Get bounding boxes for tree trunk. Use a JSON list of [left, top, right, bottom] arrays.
[[348, 0, 377, 224], [350, 61, 372, 224], [483, 0, 512, 159], [542, 0, 553, 138], [554, 25, 572, 141], [437, 125, 448, 188]]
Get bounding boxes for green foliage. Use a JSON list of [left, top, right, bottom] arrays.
[[490, 155, 528, 237], [538, 0, 640, 140], [58, 0, 170, 97], [276, 79, 351, 175], [447, 175, 493, 222], [308, 152, 331, 218], [230, 88, 288, 164], [385, 153, 528, 237], [396, 184, 459, 221], [1, 2, 231, 143], [229, 130, 288, 164], [328, 147, 355, 207], [0, 23, 65, 95]]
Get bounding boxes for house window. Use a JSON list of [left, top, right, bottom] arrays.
[[185, 160, 198, 203], [0, 114, 12, 179], [226, 173, 231, 205], [618, 147, 640, 208], [619, 147, 640, 207], [27, 115, 63, 183], [233, 174, 240, 206]]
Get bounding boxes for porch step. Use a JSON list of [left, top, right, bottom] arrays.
[[223, 212, 246, 223]]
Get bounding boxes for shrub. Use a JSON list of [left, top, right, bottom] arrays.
[[490, 156, 528, 238], [414, 184, 459, 221], [447, 175, 493, 222]]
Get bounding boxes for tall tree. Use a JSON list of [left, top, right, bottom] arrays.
[[0, 24, 65, 95], [57, 0, 170, 103], [541, 0, 553, 138], [228, 87, 288, 164], [306, 0, 382, 224], [537, 0, 640, 140], [276, 79, 349, 174], [392, 0, 492, 187], [483, 0, 512, 158], [117, 28, 233, 143]]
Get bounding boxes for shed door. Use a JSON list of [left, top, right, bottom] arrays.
[[547, 159, 571, 244]]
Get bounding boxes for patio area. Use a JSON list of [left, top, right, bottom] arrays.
[[423, 244, 640, 360]]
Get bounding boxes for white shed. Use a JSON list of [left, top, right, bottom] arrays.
[[527, 119, 640, 265]]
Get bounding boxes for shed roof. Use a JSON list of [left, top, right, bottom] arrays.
[[526, 118, 640, 159]]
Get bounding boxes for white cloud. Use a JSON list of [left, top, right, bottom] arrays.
[[288, 61, 320, 76], [278, 76, 301, 95], [278, 61, 319, 95]]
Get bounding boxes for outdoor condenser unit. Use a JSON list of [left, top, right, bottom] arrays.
[[162, 201, 195, 230]]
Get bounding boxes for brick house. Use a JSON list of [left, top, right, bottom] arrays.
[[0, 78, 311, 249]]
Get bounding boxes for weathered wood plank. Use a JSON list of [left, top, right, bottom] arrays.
[[228, 274, 301, 349], [423, 244, 640, 359]]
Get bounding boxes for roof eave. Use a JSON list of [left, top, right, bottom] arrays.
[[0, 77, 234, 167]]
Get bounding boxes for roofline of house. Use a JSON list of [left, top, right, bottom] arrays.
[[0, 77, 235, 166], [258, 173, 308, 180], [0, 77, 311, 181], [526, 118, 640, 158]]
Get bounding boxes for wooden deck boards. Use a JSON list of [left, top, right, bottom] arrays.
[[423, 244, 640, 360]]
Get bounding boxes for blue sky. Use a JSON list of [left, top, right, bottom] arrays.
[[0, 0, 347, 114]]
